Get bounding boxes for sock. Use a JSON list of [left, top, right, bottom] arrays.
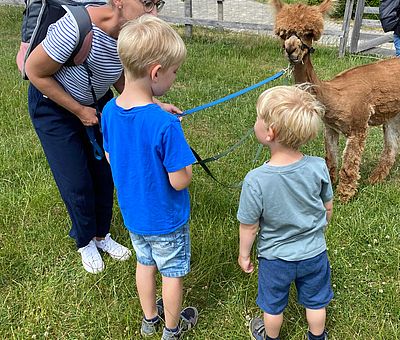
[[308, 330, 327, 340], [266, 335, 280, 340], [165, 325, 180, 334], [144, 315, 159, 323]]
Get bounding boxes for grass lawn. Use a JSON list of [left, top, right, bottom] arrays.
[[0, 4, 399, 340]]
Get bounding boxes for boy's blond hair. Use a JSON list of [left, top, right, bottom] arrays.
[[118, 15, 187, 79], [256, 85, 325, 149]]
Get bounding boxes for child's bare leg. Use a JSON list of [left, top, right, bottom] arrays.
[[162, 276, 183, 329], [264, 312, 283, 338], [306, 308, 326, 336], [136, 262, 157, 319]]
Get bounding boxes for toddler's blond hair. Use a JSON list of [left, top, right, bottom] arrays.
[[118, 15, 186, 79], [256, 85, 324, 149]]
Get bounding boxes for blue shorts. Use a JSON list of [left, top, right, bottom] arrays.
[[129, 223, 191, 278], [257, 251, 333, 315]]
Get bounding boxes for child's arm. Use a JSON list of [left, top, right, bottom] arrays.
[[168, 165, 193, 191], [238, 222, 259, 273], [324, 199, 333, 224]]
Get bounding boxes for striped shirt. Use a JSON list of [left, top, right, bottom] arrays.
[[42, 10, 123, 105]]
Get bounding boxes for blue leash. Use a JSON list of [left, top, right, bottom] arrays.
[[86, 126, 104, 161], [83, 61, 104, 161], [84, 68, 286, 167], [178, 69, 286, 117], [184, 68, 287, 187]]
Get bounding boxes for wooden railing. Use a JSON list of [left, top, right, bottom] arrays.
[[340, 0, 393, 56]]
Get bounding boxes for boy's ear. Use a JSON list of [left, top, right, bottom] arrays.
[[266, 126, 275, 142], [150, 64, 162, 81]]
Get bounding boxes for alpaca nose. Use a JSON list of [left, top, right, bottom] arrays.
[[285, 45, 296, 56]]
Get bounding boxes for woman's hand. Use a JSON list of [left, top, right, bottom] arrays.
[[153, 98, 182, 115], [160, 102, 182, 115], [76, 106, 98, 126]]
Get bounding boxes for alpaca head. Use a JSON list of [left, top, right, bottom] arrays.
[[271, 0, 333, 64]]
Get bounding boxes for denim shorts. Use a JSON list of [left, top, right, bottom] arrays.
[[257, 251, 333, 315], [129, 223, 191, 278]]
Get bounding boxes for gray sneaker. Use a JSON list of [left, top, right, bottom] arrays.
[[180, 306, 198, 332], [140, 298, 165, 337], [249, 317, 268, 340], [161, 327, 182, 340], [161, 306, 198, 340], [156, 297, 165, 320]]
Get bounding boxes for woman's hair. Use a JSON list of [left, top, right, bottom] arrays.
[[118, 15, 187, 79], [256, 85, 325, 149]]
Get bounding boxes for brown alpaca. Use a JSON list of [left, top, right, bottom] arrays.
[[272, 0, 400, 202]]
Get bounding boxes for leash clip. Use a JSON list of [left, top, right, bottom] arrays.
[[85, 126, 104, 161]]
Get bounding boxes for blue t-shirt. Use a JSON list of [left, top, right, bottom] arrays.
[[237, 156, 333, 261], [102, 99, 196, 235]]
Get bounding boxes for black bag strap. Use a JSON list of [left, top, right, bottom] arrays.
[[82, 61, 104, 161]]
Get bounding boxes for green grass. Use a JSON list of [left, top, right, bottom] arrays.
[[1, 5, 399, 340]]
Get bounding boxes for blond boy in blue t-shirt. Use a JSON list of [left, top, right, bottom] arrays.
[[102, 16, 197, 340]]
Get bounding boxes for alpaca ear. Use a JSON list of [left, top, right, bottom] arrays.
[[318, 0, 333, 15], [270, 0, 284, 12]]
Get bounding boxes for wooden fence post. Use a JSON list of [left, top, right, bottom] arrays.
[[184, 0, 193, 38], [350, 0, 365, 53], [217, 0, 224, 21], [339, 0, 354, 57]]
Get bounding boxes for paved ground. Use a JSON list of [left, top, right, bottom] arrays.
[[2, 0, 395, 55]]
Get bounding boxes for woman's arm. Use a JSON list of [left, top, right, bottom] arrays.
[[113, 73, 125, 94], [25, 44, 98, 126]]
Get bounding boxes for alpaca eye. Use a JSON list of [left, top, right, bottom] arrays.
[[304, 33, 314, 40]]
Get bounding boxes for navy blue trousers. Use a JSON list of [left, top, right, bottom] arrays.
[[28, 84, 114, 248]]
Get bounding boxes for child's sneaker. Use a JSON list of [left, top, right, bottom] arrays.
[[160, 306, 198, 340], [141, 317, 161, 337], [156, 297, 165, 320], [249, 317, 267, 340], [180, 306, 198, 332], [140, 298, 165, 337], [94, 233, 132, 261], [307, 330, 328, 340], [78, 240, 104, 274], [161, 327, 182, 340]]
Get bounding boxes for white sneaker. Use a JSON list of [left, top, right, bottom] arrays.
[[94, 233, 132, 261], [78, 240, 104, 274]]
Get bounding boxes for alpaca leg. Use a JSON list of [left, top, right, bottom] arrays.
[[337, 132, 367, 203], [369, 115, 400, 184], [324, 126, 339, 183]]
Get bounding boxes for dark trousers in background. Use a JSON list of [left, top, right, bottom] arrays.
[[28, 84, 114, 248]]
